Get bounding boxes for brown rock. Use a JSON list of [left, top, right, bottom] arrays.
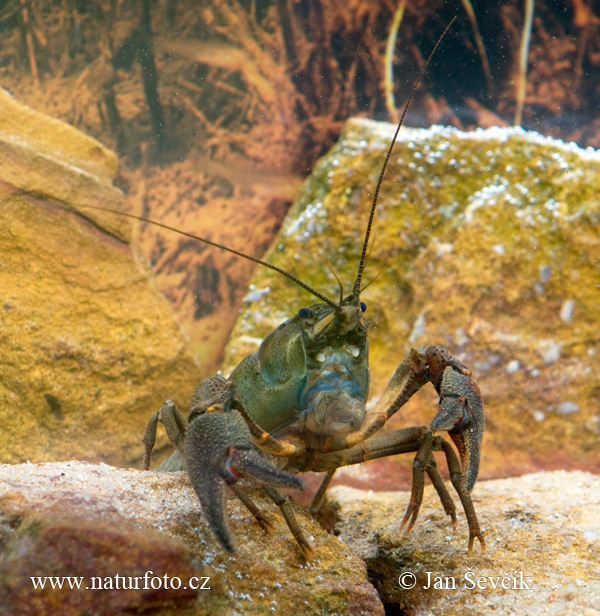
[[0, 89, 202, 467], [322, 471, 600, 615], [0, 461, 383, 615]]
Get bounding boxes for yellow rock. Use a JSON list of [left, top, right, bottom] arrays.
[[0, 90, 202, 466], [225, 118, 600, 483]]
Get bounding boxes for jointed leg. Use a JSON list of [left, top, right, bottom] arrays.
[[322, 345, 485, 493], [400, 431, 434, 533], [233, 402, 305, 457], [309, 427, 483, 552], [309, 469, 336, 513], [264, 486, 315, 560], [184, 410, 306, 555], [425, 456, 457, 531], [323, 351, 430, 451], [229, 484, 276, 534], [310, 427, 450, 528], [436, 437, 485, 554], [142, 411, 159, 471], [190, 378, 305, 458], [311, 427, 428, 470], [143, 400, 188, 470], [142, 378, 313, 558]]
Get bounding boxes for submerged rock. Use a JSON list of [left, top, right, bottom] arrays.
[[0, 461, 383, 616], [321, 470, 600, 615], [0, 89, 202, 467], [224, 118, 600, 488]]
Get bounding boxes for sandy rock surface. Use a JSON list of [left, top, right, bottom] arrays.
[[0, 460, 383, 616], [322, 470, 600, 615]]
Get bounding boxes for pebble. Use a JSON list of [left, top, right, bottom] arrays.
[[560, 299, 575, 324], [539, 265, 552, 283], [540, 340, 561, 365], [556, 401, 580, 415], [506, 359, 520, 374]]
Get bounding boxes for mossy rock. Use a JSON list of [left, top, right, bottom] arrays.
[[224, 118, 600, 483]]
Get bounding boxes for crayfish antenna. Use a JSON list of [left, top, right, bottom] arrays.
[[56, 198, 338, 309], [352, 17, 456, 296], [327, 264, 345, 304]]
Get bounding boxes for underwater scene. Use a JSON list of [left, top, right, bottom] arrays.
[[0, 1, 599, 614]]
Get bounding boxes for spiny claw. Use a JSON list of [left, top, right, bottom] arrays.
[[183, 410, 302, 552], [430, 366, 485, 493], [223, 446, 304, 490]]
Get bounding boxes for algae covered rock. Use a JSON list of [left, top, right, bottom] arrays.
[[224, 118, 600, 486], [0, 461, 384, 616], [322, 471, 600, 615], [0, 88, 202, 466]]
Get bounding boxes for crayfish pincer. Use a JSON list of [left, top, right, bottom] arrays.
[[185, 408, 312, 557], [143, 379, 315, 559]]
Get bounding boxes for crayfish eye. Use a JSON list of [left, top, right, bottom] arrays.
[[298, 307, 312, 319], [360, 301, 367, 313]]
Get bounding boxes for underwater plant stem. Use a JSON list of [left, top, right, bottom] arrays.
[[460, 0, 492, 94], [514, 0, 534, 126], [20, 0, 38, 85], [384, 0, 406, 124], [139, 0, 165, 157]]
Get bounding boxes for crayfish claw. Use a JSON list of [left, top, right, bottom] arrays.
[[430, 366, 485, 492], [198, 478, 235, 553], [184, 413, 240, 552], [184, 409, 304, 553], [224, 446, 304, 490]]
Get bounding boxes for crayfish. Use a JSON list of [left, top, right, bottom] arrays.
[[139, 24, 486, 559], [83, 22, 485, 558]]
